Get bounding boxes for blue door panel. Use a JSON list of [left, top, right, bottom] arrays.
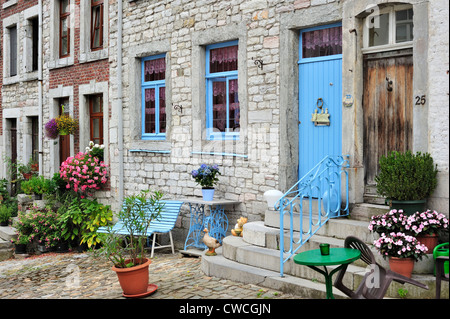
[[298, 55, 342, 180]]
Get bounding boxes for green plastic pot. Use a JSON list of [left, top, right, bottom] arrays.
[[433, 242, 449, 276], [388, 199, 426, 216]]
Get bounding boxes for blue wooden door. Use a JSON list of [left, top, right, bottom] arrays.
[[298, 24, 342, 180]]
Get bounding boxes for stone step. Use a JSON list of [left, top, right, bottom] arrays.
[[263, 210, 373, 243], [0, 225, 17, 242], [0, 238, 13, 262], [213, 234, 446, 299], [201, 247, 349, 299], [349, 203, 390, 221], [363, 194, 387, 205]]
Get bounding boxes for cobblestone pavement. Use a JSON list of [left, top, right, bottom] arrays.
[[0, 250, 300, 300]]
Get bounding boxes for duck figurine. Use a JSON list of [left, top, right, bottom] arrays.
[[202, 228, 221, 256]]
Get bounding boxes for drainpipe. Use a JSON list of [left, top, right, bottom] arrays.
[[117, 0, 124, 204], [38, 0, 43, 176]]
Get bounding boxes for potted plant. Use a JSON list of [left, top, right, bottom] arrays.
[[11, 234, 29, 254], [373, 232, 428, 278], [45, 105, 78, 139], [59, 151, 108, 196], [375, 151, 438, 215], [17, 161, 34, 180], [407, 210, 449, 252], [0, 205, 11, 226], [368, 209, 410, 235], [96, 190, 164, 298], [20, 176, 53, 200], [190, 164, 221, 201]]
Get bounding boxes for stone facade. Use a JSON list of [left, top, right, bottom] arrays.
[[1, 0, 449, 246]]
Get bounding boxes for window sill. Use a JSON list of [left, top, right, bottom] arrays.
[[361, 42, 413, 55], [79, 49, 109, 64], [2, 75, 20, 86], [2, 0, 18, 9], [129, 140, 171, 153], [23, 71, 39, 82], [47, 56, 75, 70]]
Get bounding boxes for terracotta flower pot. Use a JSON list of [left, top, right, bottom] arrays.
[[112, 258, 155, 297], [416, 233, 439, 253], [389, 257, 414, 278]]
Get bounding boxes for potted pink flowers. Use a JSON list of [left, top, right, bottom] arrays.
[[373, 232, 428, 278], [60, 149, 108, 196], [406, 210, 449, 252]]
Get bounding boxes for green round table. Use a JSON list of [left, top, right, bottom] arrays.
[[294, 247, 361, 299]]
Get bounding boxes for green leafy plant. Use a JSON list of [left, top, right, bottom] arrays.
[[97, 190, 164, 268], [79, 198, 113, 248], [21, 176, 58, 197], [375, 151, 438, 201], [0, 205, 12, 224], [398, 288, 408, 299], [11, 233, 30, 245], [58, 196, 113, 248]]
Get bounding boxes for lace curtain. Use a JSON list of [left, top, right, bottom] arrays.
[[302, 26, 342, 58], [144, 58, 166, 82], [210, 45, 238, 73]]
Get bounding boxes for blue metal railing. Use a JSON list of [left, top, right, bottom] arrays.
[[275, 155, 350, 277]]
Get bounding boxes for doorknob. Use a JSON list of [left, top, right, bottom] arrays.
[[386, 77, 393, 92]]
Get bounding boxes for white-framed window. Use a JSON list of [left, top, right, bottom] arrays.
[[205, 40, 240, 141], [141, 54, 167, 140], [79, 0, 108, 63], [49, 0, 75, 68], [2, 12, 20, 82], [362, 5, 413, 53], [23, 5, 41, 77]]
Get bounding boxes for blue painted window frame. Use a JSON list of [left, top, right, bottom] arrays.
[[298, 22, 342, 65], [205, 40, 239, 141], [141, 54, 166, 140]]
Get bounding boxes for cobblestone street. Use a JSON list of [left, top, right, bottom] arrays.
[[0, 251, 299, 300]]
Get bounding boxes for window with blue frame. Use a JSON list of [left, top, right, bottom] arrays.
[[141, 54, 166, 140], [206, 41, 240, 140]]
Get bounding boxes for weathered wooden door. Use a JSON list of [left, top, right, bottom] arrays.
[[363, 50, 413, 185]]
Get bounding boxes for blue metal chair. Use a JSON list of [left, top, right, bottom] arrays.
[[97, 200, 183, 257]]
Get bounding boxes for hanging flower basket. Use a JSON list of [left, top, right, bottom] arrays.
[[45, 105, 78, 139]]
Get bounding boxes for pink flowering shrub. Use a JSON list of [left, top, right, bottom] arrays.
[[406, 210, 449, 235], [60, 151, 108, 196], [373, 232, 428, 261], [369, 209, 449, 237], [368, 209, 409, 235]]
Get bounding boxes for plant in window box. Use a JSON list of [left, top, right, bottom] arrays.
[[191, 164, 221, 201], [96, 190, 164, 298], [375, 151, 438, 215]]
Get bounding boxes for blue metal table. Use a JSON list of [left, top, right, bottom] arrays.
[[181, 198, 240, 251]]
